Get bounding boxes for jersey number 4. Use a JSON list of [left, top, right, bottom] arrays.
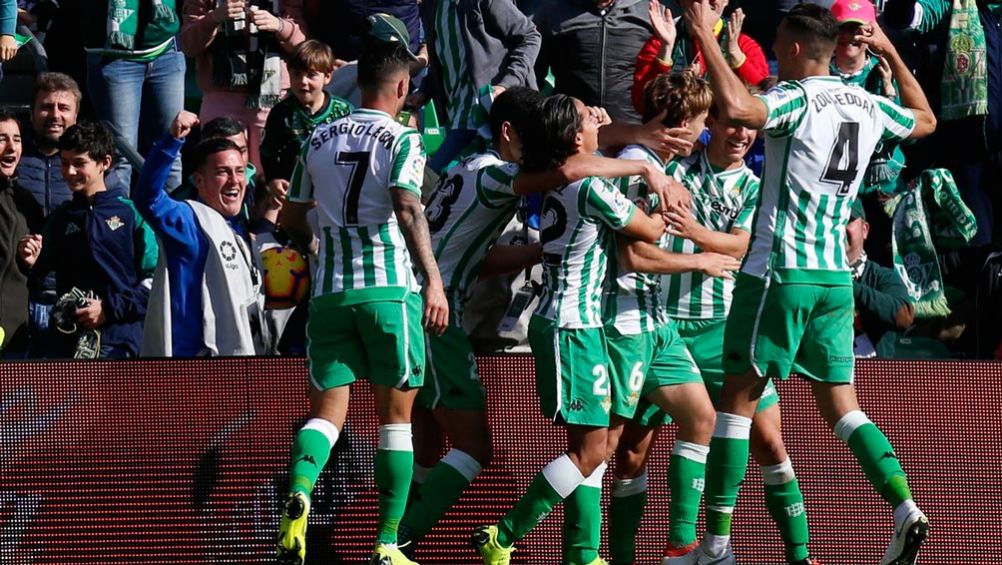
[[336, 151, 370, 224], [821, 122, 860, 196]]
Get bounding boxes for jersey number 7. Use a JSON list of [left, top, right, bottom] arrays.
[[820, 121, 860, 197], [336, 151, 370, 225]]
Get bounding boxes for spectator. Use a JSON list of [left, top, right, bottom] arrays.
[[849, 199, 915, 357], [1, 0, 16, 62], [17, 122, 158, 359], [180, 0, 307, 172], [84, 0, 186, 191], [0, 111, 43, 354], [413, 1, 540, 172], [884, 0, 1002, 247], [534, 0, 651, 123], [632, 1, 768, 116], [303, 0, 421, 64], [136, 110, 271, 357], [260, 39, 353, 193]]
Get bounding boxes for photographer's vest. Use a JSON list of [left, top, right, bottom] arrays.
[[142, 201, 270, 357]]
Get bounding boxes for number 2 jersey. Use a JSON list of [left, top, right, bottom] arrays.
[[288, 108, 426, 304], [744, 77, 915, 284]]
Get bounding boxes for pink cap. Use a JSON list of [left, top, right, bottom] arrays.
[[831, 0, 877, 25]]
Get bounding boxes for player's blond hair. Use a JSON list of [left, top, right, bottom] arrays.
[[643, 71, 713, 127]]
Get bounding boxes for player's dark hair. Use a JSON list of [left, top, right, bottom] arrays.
[[781, 4, 839, 62], [193, 138, 242, 171], [357, 38, 411, 91], [520, 94, 581, 173], [643, 71, 713, 126], [58, 121, 114, 162], [489, 86, 543, 142], [201, 116, 246, 141]]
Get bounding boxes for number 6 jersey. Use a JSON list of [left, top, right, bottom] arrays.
[[743, 77, 915, 284], [288, 108, 426, 303]]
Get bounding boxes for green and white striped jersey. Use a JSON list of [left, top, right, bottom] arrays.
[[744, 77, 915, 284], [427, 151, 520, 313], [434, 0, 485, 131], [535, 176, 637, 329], [288, 108, 426, 304], [662, 151, 760, 320], [605, 144, 670, 335]]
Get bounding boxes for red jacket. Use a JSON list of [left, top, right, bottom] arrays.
[[631, 31, 769, 116]]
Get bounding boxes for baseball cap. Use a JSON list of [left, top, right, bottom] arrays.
[[831, 0, 877, 25], [850, 198, 867, 221], [367, 13, 420, 62]]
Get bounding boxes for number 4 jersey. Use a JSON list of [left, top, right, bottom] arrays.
[[743, 76, 915, 284], [288, 108, 426, 303]]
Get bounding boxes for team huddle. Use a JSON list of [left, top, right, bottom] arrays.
[[273, 3, 936, 565]]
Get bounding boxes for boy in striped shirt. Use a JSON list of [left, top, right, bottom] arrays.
[[277, 27, 448, 565], [684, 3, 937, 564]]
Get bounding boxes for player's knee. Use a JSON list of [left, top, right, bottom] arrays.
[[614, 447, 647, 478], [676, 402, 716, 443], [571, 442, 609, 477], [749, 427, 788, 466], [455, 436, 492, 468]]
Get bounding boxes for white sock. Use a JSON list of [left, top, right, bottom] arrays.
[[894, 499, 921, 526], [541, 454, 586, 498], [703, 533, 730, 557]]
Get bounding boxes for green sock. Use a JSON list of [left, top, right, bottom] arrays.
[[668, 441, 709, 547], [497, 454, 585, 547], [399, 449, 481, 544], [762, 460, 810, 563], [405, 463, 431, 513], [704, 414, 752, 539], [835, 411, 912, 507], [562, 463, 605, 565], [608, 471, 647, 565], [374, 424, 414, 545], [288, 418, 338, 497]]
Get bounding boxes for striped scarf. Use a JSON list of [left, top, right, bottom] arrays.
[[941, 0, 988, 120], [105, 0, 176, 51]]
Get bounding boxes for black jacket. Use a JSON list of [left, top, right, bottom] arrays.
[[0, 176, 43, 351]]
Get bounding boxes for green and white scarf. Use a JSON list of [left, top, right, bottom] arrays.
[[106, 0, 175, 51], [941, 0, 988, 120], [887, 168, 977, 318], [210, 1, 283, 109]]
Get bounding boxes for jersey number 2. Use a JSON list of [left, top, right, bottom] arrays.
[[821, 122, 860, 196], [336, 151, 370, 224]]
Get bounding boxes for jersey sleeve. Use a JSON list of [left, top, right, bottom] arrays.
[[477, 162, 519, 206], [756, 81, 809, 135], [583, 177, 636, 230], [389, 130, 427, 195], [734, 176, 760, 232], [876, 96, 917, 143], [287, 135, 315, 203]]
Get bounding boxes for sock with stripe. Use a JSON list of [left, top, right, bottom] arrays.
[[496, 454, 586, 547], [399, 449, 482, 544], [668, 441, 710, 548], [288, 418, 339, 499], [762, 459, 810, 563], [406, 463, 432, 510], [608, 470, 648, 565], [562, 462, 606, 565], [703, 413, 752, 557], [835, 410, 913, 507], [374, 424, 414, 545]]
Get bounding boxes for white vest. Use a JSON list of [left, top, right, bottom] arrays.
[[142, 201, 271, 357]]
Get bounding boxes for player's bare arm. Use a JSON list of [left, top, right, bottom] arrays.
[[392, 187, 449, 335], [480, 243, 543, 278], [665, 204, 751, 259], [854, 22, 936, 139], [618, 205, 667, 243], [684, 0, 768, 130], [617, 236, 740, 278]]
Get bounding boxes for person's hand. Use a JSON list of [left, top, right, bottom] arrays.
[[170, 111, 200, 139], [683, 0, 717, 43], [405, 91, 430, 111], [726, 8, 745, 62], [211, 0, 246, 24], [648, 0, 677, 48], [642, 166, 690, 212], [586, 105, 613, 128], [0, 35, 18, 63], [664, 205, 707, 240], [492, 85, 507, 99], [267, 178, 290, 201], [639, 111, 696, 155], [18, 234, 41, 268], [75, 298, 107, 330], [696, 251, 741, 279], [249, 7, 283, 33], [333, 58, 349, 70], [875, 55, 896, 97], [422, 282, 449, 336], [853, 21, 896, 58]]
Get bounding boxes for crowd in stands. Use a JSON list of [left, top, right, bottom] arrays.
[[0, 0, 998, 360]]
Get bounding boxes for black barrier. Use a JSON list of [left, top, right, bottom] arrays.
[[0, 357, 999, 563]]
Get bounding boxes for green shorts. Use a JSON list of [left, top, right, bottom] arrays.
[[306, 292, 425, 390], [622, 321, 702, 428], [529, 315, 612, 427], [675, 318, 779, 413], [416, 324, 486, 411], [723, 273, 855, 383]]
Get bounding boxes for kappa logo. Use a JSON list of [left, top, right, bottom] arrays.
[[297, 454, 317, 467], [879, 450, 898, 462], [220, 241, 238, 262], [65, 222, 81, 235], [568, 399, 585, 412], [105, 215, 124, 231]]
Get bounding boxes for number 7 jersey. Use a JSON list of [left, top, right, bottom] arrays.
[[743, 77, 915, 284], [288, 108, 426, 303]]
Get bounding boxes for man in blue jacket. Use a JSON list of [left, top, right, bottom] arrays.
[[18, 121, 158, 358]]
